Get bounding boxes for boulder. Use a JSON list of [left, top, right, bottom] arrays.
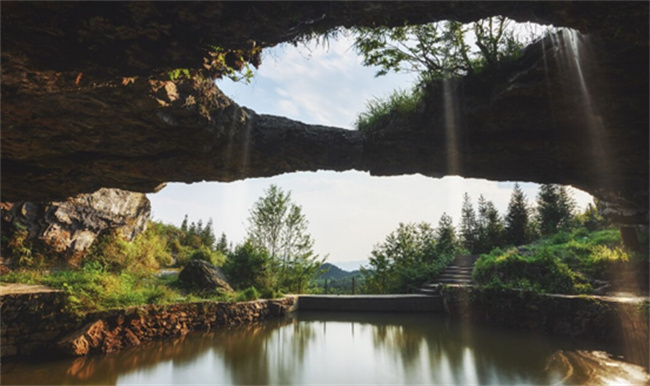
[[1, 188, 151, 266], [179, 260, 234, 292]]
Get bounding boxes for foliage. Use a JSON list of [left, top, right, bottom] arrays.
[[168, 68, 191, 81], [473, 248, 592, 294], [459, 193, 479, 254], [203, 44, 261, 84], [582, 245, 629, 279], [223, 240, 274, 291], [476, 194, 505, 253], [504, 183, 534, 246], [190, 246, 226, 267], [86, 226, 173, 274], [157, 216, 219, 267], [245, 184, 324, 293], [435, 213, 459, 257], [361, 222, 454, 294], [575, 202, 610, 231], [353, 17, 528, 80], [355, 87, 424, 132], [3, 228, 36, 267], [235, 286, 260, 302], [536, 184, 576, 236], [2, 262, 182, 315]]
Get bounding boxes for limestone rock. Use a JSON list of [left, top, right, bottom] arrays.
[[179, 260, 234, 292], [1, 188, 150, 265], [1, 2, 647, 224]]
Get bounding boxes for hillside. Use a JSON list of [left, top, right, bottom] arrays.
[[317, 263, 359, 280]]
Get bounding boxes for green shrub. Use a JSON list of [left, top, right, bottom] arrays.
[[236, 286, 260, 302], [260, 288, 283, 299], [86, 227, 174, 274], [473, 248, 592, 294], [190, 246, 225, 267], [224, 241, 272, 291], [581, 245, 629, 279]]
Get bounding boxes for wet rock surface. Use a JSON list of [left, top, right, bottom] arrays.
[[1, 2, 647, 223]]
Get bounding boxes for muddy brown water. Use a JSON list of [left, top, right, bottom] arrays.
[[2, 311, 648, 385]]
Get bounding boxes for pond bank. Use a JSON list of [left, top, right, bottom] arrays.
[[0, 284, 296, 358], [2, 283, 647, 367]]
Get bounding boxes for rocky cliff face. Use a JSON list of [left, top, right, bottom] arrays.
[[1, 2, 647, 224], [1, 189, 151, 265]]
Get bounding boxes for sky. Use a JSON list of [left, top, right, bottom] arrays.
[[147, 33, 593, 271]]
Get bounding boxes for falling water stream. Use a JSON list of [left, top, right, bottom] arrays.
[[2, 312, 647, 385], [545, 29, 612, 185]]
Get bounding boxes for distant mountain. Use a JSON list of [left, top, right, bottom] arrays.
[[317, 262, 359, 280], [334, 259, 368, 272]]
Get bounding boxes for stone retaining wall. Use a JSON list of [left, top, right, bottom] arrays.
[[441, 286, 649, 367], [1, 288, 73, 357], [1, 289, 296, 358]]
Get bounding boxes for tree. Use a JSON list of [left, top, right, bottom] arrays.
[[216, 232, 230, 254], [180, 215, 189, 233], [435, 212, 458, 257], [577, 201, 608, 231], [459, 193, 478, 253], [246, 184, 323, 292], [505, 183, 532, 246], [353, 16, 528, 81], [476, 194, 504, 253], [361, 222, 442, 294], [200, 218, 216, 248], [223, 240, 273, 290], [536, 184, 576, 235]]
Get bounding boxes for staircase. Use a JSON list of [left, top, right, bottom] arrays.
[[418, 255, 478, 295]]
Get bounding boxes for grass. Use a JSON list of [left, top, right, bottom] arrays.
[[527, 227, 647, 280], [1, 262, 257, 315], [355, 87, 423, 133], [473, 226, 649, 293], [473, 248, 592, 294]]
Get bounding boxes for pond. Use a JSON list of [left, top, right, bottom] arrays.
[[2, 311, 648, 385]]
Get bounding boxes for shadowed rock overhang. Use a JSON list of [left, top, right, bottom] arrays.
[[1, 2, 648, 224]]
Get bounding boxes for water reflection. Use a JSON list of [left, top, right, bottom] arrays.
[[2, 312, 647, 385]]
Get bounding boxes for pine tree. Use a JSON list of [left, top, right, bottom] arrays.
[[436, 212, 458, 257], [477, 194, 504, 253], [459, 192, 478, 253], [216, 232, 229, 254], [180, 214, 188, 233], [536, 184, 576, 235], [505, 183, 531, 246], [200, 218, 216, 248]]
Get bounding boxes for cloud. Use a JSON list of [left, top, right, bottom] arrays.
[[221, 35, 417, 129]]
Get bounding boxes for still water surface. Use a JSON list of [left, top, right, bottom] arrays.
[[3, 311, 648, 385]]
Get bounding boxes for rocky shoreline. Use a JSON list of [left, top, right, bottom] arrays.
[[0, 285, 295, 359]]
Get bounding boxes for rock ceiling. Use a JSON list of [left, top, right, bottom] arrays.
[[1, 2, 648, 224]]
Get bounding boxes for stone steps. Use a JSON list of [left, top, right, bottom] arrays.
[[418, 255, 478, 295]]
